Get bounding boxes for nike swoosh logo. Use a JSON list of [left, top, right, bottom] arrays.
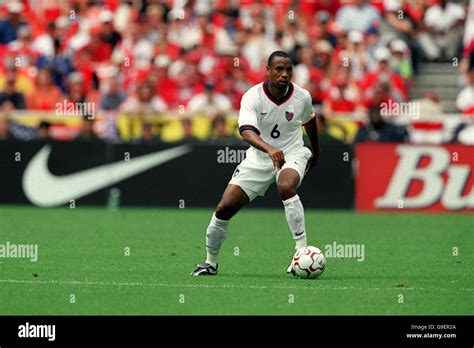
[[22, 145, 191, 207], [295, 231, 305, 236]]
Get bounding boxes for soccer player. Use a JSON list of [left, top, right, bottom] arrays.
[[191, 51, 320, 276]]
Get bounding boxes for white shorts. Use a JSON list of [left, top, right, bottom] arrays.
[[228, 147, 313, 201]]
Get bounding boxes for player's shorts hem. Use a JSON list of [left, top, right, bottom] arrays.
[[228, 182, 259, 202], [276, 147, 312, 186], [276, 165, 304, 187]]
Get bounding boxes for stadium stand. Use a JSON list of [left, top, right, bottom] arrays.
[[0, 0, 473, 145]]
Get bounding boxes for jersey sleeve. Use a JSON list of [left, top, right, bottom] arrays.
[[302, 92, 316, 125], [238, 90, 260, 135]]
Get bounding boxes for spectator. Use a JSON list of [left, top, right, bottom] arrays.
[[145, 5, 165, 44], [293, 46, 314, 87], [26, 68, 63, 110], [306, 40, 334, 106], [32, 22, 56, 58], [383, 0, 416, 41], [389, 39, 414, 85], [217, 75, 243, 110], [167, 64, 204, 109], [167, 9, 189, 49], [366, 25, 384, 70], [0, 64, 34, 96], [121, 82, 167, 115], [456, 58, 474, 115], [7, 26, 39, 68], [115, 21, 153, 70], [78, 25, 113, 64], [314, 10, 337, 48], [411, 91, 443, 118], [36, 121, 52, 140], [231, 64, 253, 96], [187, 81, 232, 114], [0, 75, 26, 111], [214, 6, 240, 55], [362, 73, 403, 112], [145, 55, 178, 106], [36, 38, 74, 93], [99, 10, 122, 50], [313, 40, 334, 75], [241, 21, 280, 71], [345, 30, 369, 82], [409, 91, 445, 144], [52, 16, 70, 43], [65, 72, 88, 106], [382, 0, 423, 72], [75, 116, 101, 141], [354, 106, 409, 143], [0, 116, 12, 140], [418, 0, 465, 61], [335, 0, 381, 33], [193, 7, 217, 50], [239, 1, 276, 40], [0, 2, 27, 44], [309, 0, 341, 17], [463, 0, 474, 60], [136, 123, 161, 144], [209, 114, 237, 143], [360, 47, 408, 105], [322, 64, 360, 117], [180, 118, 200, 143], [100, 77, 127, 111], [280, 19, 309, 55]]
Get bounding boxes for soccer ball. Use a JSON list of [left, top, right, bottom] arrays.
[[292, 246, 326, 279]]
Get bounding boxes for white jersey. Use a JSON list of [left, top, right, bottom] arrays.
[[238, 81, 315, 162]]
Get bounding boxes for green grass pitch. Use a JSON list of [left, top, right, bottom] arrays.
[[0, 205, 472, 315]]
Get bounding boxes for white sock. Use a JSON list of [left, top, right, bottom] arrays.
[[283, 194, 307, 250], [205, 213, 229, 267]]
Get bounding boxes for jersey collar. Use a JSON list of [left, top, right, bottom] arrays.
[[262, 81, 294, 106]]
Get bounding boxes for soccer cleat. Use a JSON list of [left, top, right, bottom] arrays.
[[191, 262, 218, 276]]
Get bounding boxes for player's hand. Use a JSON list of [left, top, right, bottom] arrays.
[[267, 147, 285, 169]]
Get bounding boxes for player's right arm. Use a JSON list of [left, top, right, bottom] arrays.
[[240, 130, 285, 169], [238, 89, 285, 169]]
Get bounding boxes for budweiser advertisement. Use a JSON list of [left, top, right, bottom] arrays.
[[355, 143, 474, 212]]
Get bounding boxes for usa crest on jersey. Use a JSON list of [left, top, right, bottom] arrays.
[[285, 104, 295, 121]]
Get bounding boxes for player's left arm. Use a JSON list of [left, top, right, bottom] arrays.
[[302, 93, 320, 176], [303, 117, 320, 176]]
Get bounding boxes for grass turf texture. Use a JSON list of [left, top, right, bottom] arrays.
[[0, 206, 472, 315]]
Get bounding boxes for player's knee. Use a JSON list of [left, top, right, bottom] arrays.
[[277, 182, 296, 200], [215, 202, 235, 221]]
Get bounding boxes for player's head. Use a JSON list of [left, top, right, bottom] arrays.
[[267, 51, 293, 90]]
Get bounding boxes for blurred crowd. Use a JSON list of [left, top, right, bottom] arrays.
[[0, 0, 473, 145]]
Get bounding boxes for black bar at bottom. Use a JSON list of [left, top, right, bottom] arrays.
[[0, 316, 472, 346]]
